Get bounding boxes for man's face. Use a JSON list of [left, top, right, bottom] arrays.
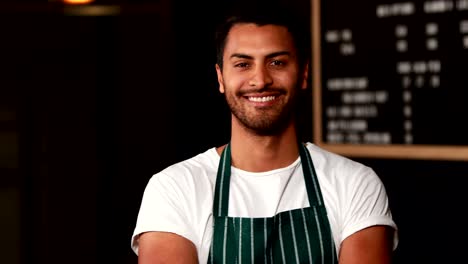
[[216, 23, 308, 135]]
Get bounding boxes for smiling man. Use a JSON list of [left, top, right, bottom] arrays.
[[131, 3, 398, 263]]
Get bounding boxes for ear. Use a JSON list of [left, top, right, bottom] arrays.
[[215, 64, 225, 93], [301, 62, 309, 90]]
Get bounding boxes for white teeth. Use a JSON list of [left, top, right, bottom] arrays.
[[248, 96, 276, 102]]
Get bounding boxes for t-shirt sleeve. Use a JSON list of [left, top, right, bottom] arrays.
[[340, 166, 399, 250], [130, 171, 197, 255]]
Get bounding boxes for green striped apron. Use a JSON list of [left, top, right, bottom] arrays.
[[208, 143, 338, 263]]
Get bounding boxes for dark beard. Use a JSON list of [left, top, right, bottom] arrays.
[[225, 88, 299, 136]]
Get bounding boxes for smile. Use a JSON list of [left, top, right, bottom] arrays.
[[247, 96, 276, 102]]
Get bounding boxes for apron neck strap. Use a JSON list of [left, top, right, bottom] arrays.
[[213, 144, 232, 217], [298, 142, 325, 207], [213, 142, 324, 217]]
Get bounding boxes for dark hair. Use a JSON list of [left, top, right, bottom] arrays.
[[214, 3, 310, 71]]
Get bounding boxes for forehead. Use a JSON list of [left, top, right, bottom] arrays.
[[224, 23, 296, 57]]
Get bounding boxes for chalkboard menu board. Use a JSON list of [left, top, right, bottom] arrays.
[[312, 0, 468, 160]]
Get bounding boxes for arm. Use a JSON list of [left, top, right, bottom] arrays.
[[138, 231, 199, 264], [338, 225, 393, 264]]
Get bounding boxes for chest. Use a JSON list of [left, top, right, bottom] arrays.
[[226, 167, 310, 217]]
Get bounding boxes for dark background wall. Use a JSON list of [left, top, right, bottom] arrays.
[[0, 1, 466, 264]]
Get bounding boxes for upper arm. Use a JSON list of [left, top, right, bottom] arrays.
[[334, 164, 398, 260], [338, 225, 394, 264], [132, 172, 202, 261], [138, 231, 199, 264]]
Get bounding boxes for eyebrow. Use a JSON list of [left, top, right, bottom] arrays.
[[229, 51, 291, 60]]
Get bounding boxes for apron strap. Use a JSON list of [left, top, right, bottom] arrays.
[[298, 143, 325, 207], [213, 144, 231, 217]]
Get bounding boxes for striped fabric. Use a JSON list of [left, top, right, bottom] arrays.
[[208, 143, 337, 263]]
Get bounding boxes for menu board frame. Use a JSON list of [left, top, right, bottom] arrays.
[[311, 0, 468, 161]]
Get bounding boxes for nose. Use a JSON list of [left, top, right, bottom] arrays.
[[248, 65, 273, 88]]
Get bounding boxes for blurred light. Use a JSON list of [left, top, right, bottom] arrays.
[[63, 0, 94, 4], [63, 5, 121, 16]]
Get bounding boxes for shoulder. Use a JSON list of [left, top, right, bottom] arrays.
[[305, 142, 379, 184], [162, 147, 220, 176], [147, 147, 220, 190], [304, 142, 386, 211]]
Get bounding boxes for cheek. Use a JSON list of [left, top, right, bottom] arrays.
[[224, 74, 248, 91], [285, 69, 303, 86], [274, 73, 296, 87]]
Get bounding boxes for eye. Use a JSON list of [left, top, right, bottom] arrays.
[[234, 62, 250, 68], [270, 60, 285, 67]]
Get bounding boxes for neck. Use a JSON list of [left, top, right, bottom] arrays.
[[218, 118, 301, 172]]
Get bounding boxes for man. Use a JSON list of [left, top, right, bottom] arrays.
[[131, 4, 398, 263]]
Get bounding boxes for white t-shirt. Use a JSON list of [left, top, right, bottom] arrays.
[[131, 143, 398, 262]]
